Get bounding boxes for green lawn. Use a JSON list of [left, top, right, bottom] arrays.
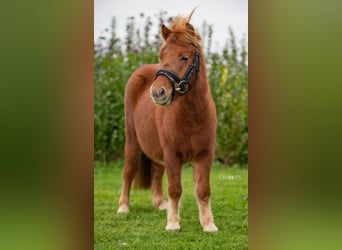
[[95, 160, 248, 250]]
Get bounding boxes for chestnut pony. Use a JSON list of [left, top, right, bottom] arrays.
[[118, 11, 218, 232]]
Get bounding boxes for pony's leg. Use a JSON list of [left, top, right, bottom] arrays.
[[117, 145, 140, 213], [165, 160, 182, 231], [151, 162, 168, 210], [193, 159, 218, 232]]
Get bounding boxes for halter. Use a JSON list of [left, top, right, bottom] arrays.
[[155, 50, 201, 96]]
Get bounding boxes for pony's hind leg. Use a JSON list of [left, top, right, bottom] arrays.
[[117, 144, 141, 213], [193, 159, 218, 232], [151, 162, 168, 210]]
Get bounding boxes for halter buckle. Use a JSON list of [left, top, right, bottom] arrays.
[[175, 80, 189, 94]]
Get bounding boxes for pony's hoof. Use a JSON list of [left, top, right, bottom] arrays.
[[165, 222, 180, 231], [158, 200, 168, 211], [117, 204, 129, 214], [203, 223, 218, 232]]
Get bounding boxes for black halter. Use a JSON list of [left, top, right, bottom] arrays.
[[155, 51, 201, 96]]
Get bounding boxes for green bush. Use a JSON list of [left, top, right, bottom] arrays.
[[94, 12, 248, 166], [208, 28, 248, 165]]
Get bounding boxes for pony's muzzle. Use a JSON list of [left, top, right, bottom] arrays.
[[150, 86, 172, 106]]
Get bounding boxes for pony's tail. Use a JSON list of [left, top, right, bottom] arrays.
[[133, 153, 151, 190]]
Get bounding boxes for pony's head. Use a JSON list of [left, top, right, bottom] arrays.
[[150, 10, 202, 106]]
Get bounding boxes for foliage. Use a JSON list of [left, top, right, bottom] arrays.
[[207, 27, 248, 165], [94, 160, 248, 249], [94, 11, 248, 166]]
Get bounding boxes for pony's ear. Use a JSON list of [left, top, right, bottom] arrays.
[[161, 24, 171, 40]]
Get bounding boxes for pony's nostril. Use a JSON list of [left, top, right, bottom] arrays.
[[157, 87, 166, 97]]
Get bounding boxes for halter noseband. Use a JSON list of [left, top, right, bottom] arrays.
[[155, 51, 201, 96]]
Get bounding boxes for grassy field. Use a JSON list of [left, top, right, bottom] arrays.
[[94, 160, 248, 249]]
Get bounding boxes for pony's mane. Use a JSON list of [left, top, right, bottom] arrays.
[[167, 10, 201, 46]]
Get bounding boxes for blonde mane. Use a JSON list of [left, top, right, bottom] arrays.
[[167, 9, 201, 46]]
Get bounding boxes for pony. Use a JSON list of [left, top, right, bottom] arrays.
[[117, 10, 218, 232]]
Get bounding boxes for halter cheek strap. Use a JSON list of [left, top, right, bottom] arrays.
[[155, 51, 201, 96]]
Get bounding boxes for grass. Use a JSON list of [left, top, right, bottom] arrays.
[[95, 160, 248, 249]]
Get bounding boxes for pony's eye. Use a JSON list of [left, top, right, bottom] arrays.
[[180, 56, 189, 61]]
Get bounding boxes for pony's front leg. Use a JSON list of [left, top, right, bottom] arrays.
[[194, 158, 218, 232], [164, 159, 182, 231]]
